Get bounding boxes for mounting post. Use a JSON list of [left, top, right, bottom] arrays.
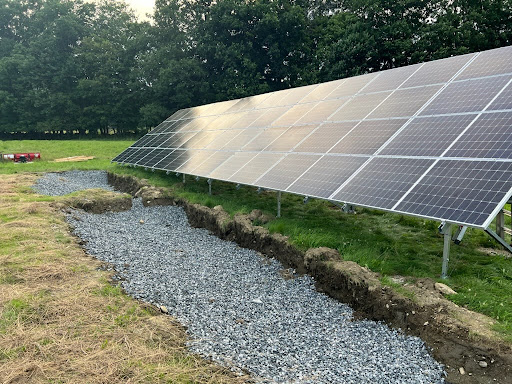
[[496, 209, 505, 239], [277, 191, 282, 218], [207, 178, 212, 195], [441, 222, 452, 279]]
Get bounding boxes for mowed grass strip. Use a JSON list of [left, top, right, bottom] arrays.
[[0, 174, 249, 384]]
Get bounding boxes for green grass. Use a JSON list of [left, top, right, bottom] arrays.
[[0, 139, 133, 173], [3, 139, 512, 341]]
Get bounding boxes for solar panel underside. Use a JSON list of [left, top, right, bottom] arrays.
[[112, 45, 512, 229]]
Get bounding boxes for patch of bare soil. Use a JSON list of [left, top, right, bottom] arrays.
[[0, 173, 249, 384], [109, 172, 512, 384]]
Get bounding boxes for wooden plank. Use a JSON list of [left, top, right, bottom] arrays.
[[53, 156, 95, 163]]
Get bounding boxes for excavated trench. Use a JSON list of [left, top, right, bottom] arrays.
[[106, 172, 511, 384]]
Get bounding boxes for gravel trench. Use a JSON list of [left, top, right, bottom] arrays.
[[34, 171, 445, 383]]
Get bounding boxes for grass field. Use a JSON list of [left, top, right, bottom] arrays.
[[2, 139, 512, 342]]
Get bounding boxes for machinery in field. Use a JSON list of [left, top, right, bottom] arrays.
[[1, 152, 41, 163]]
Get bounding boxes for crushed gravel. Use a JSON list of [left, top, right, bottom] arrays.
[[33, 170, 113, 196], [35, 171, 445, 383]]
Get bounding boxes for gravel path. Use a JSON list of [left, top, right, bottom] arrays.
[[33, 170, 114, 195], [35, 171, 445, 383]]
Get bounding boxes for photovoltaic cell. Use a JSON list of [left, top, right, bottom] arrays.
[[229, 153, 284, 185], [488, 81, 512, 111], [396, 160, 512, 226], [328, 92, 392, 121], [421, 76, 511, 115], [138, 148, 170, 167], [333, 158, 435, 209], [264, 125, 316, 152], [368, 85, 441, 119], [190, 151, 234, 177], [444, 112, 512, 159], [272, 103, 316, 127], [275, 84, 317, 106], [380, 114, 476, 156], [287, 155, 368, 198], [130, 148, 157, 165], [400, 53, 475, 88], [243, 127, 289, 151], [161, 131, 197, 149], [294, 122, 357, 153], [329, 119, 408, 155], [209, 152, 256, 181], [256, 153, 321, 190], [249, 106, 290, 127], [362, 63, 422, 93], [112, 147, 137, 163], [183, 131, 222, 149], [294, 99, 347, 125], [300, 79, 345, 103], [221, 129, 262, 150], [326, 73, 377, 99], [456, 45, 512, 80], [131, 134, 156, 148], [175, 150, 214, 173], [153, 149, 190, 170]]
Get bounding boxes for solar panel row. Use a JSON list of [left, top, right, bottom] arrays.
[[113, 46, 512, 228]]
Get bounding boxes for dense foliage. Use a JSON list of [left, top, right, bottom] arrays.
[[0, 0, 511, 137]]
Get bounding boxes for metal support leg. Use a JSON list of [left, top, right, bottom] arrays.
[[485, 227, 512, 254], [442, 223, 452, 279], [496, 209, 505, 239], [277, 191, 282, 218], [207, 178, 212, 195]]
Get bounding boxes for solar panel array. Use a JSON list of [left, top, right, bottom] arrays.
[[113, 46, 512, 229]]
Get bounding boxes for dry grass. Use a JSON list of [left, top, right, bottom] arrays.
[[0, 174, 250, 384]]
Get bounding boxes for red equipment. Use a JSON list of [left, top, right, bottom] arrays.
[[1, 152, 41, 162]]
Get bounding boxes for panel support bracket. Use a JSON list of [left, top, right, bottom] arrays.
[[452, 225, 468, 245], [277, 191, 282, 218]]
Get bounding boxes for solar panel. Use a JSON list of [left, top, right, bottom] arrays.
[[329, 119, 408, 155], [395, 160, 512, 227], [114, 46, 512, 229], [420, 76, 511, 115], [379, 115, 476, 157], [229, 153, 284, 185], [331, 158, 435, 210], [286, 155, 368, 198], [444, 112, 512, 159], [256, 154, 322, 191]]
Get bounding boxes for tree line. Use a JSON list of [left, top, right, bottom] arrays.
[[0, 0, 510, 138]]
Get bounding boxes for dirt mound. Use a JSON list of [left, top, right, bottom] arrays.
[[56, 189, 133, 214], [108, 171, 512, 384]]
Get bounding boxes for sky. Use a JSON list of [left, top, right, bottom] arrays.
[[124, 0, 155, 20]]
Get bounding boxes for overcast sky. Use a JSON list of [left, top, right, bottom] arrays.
[[124, 0, 155, 20]]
